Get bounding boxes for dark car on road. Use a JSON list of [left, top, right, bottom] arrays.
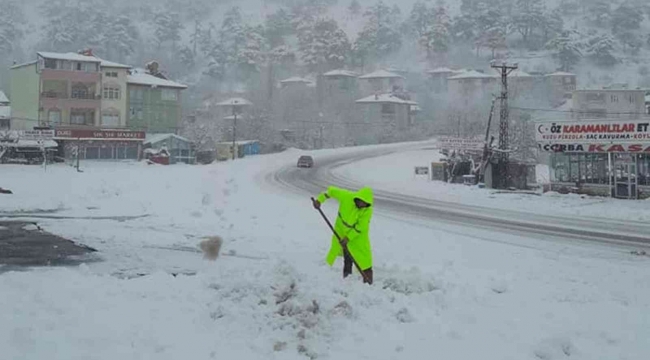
[[297, 155, 314, 168]]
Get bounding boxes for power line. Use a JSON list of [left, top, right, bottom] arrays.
[[510, 106, 650, 116]]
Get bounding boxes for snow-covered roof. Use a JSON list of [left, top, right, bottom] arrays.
[[217, 140, 259, 145], [323, 69, 359, 77], [10, 60, 37, 69], [99, 59, 131, 69], [546, 71, 576, 77], [448, 70, 498, 80], [0, 139, 58, 148], [510, 70, 534, 77], [127, 69, 187, 89], [37, 52, 101, 63], [426, 67, 454, 74], [280, 76, 312, 84], [359, 70, 403, 79], [144, 133, 191, 145], [215, 97, 252, 106], [0, 91, 8, 103], [0, 106, 10, 119], [356, 93, 418, 105]]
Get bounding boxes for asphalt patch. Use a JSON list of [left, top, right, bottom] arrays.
[[0, 221, 97, 267]]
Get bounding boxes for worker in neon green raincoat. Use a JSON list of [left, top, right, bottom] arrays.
[[313, 186, 374, 284]]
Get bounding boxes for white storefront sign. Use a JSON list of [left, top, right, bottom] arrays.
[[438, 137, 484, 150], [535, 120, 650, 144], [414, 166, 429, 175]]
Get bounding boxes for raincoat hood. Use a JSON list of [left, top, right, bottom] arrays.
[[355, 187, 374, 206]]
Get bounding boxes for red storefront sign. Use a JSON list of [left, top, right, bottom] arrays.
[[54, 129, 145, 141]]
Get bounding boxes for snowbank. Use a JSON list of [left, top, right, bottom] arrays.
[[333, 148, 650, 222]]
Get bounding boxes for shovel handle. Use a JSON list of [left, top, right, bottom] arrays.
[[312, 197, 370, 283]]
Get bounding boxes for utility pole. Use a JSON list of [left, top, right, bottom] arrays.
[[232, 105, 237, 161], [491, 62, 518, 189]]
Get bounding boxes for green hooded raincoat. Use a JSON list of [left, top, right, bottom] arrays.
[[317, 186, 374, 270]]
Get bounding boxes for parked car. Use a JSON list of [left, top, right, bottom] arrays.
[[297, 155, 314, 168]]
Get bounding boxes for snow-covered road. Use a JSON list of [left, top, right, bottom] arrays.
[[1, 144, 649, 360], [268, 143, 650, 249]]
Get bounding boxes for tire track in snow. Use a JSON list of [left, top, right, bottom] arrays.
[[265, 144, 650, 250]]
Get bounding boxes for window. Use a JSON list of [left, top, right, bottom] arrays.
[[585, 93, 605, 103], [44, 59, 57, 69], [129, 89, 144, 101], [552, 153, 609, 184], [129, 105, 143, 119], [70, 110, 94, 125], [629, 95, 635, 104], [611, 95, 618, 102], [103, 85, 121, 100], [102, 113, 120, 126], [0, 118, 9, 130], [71, 84, 90, 99], [105, 72, 118, 78], [48, 110, 62, 124], [161, 89, 177, 101], [381, 103, 396, 114]]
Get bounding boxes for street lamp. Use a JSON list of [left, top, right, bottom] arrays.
[[216, 97, 252, 161]]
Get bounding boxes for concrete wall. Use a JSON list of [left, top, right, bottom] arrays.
[[9, 63, 40, 130], [127, 85, 182, 133]]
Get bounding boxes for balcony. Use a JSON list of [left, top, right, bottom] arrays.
[[40, 92, 101, 111], [41, 68, 101, 83]]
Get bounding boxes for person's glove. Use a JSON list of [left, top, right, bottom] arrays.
[[312, 198, 321, 210]]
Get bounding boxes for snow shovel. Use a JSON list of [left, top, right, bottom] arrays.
[[311, 197, 371, 284]]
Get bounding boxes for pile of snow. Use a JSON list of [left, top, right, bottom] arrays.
[[333, 148, 650, 222]]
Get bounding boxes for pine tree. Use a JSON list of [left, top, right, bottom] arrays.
[[611, 2, 644, 54], [474, 4, 507, 58], [298, 17, 350, 72], [546, 30, 583, 71], [265, 9, 293, 48], [408, 1, 435, 56], [512, 0, 546, 47], [348, 0, 362, 17], [583, 0, 611, 27], [430, 1, 451, 56], [587, 32, 618, 67], [354, 1, 403, 65], [0, 0, 25, 53], [104, 15, 138, 61], [238, 25, 266, 75], [540, 8, 564, 45], [219, 6, 247, 66]]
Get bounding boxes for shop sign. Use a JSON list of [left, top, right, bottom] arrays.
[[539, 143, 650, 153], [54, 129, 145, 141], [414, 166, 429, 175], [438, 137, 484, 150], [536, 120, 650, 144], [0, 130, 54, 140]]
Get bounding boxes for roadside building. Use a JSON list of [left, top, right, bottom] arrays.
[[9, 51, 186, 161], [358, 70, 405, 97], [143, 133, 195, 164], [126, 63, 188, 134], [572, 89, 646, 120], [0, 90, 10, 130]]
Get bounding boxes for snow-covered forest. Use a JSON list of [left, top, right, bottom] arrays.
[[1, 0, 650, 147]]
